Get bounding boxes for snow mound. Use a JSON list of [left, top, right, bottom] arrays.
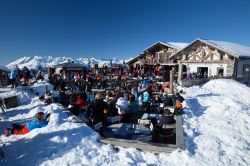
[[182, 79, 250, 165]]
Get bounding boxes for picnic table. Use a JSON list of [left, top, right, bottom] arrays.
[[141, 113, 162, 121], [103, 123, 151, 140]]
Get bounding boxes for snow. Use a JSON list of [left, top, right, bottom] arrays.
[[202, 39, 250, 58], [6, 56, 126, 69], [168, 42, 189, 50], [0, 66, 10, 71], [143, 41, 188, 52], [1, 79, 250, 165]]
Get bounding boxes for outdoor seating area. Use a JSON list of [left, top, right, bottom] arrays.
[[2, 61, 185, 153]]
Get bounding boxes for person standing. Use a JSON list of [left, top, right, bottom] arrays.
[[9, 66, 18, 88], [22, 66, 30, 86]]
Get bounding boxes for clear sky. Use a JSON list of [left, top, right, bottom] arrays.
[[0, 0, 250, 65]]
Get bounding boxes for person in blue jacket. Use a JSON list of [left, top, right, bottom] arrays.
[[9, 66, 18, 89], [4, 112, 50, 136]]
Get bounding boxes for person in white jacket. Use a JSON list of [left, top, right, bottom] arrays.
[[116, 94, 129, 120]]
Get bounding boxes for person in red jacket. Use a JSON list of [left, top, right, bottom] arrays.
[[76, 93, 88, 112]]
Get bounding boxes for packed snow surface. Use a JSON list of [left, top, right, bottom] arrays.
[[0, 79, 250, 165]]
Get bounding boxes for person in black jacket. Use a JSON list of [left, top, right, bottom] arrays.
[[157, 109, 175, 127], [90, 94, 107, 125], [163, 93, 174, 107], [174, 92, 184, 103]]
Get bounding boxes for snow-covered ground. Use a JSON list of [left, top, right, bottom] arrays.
[[0, 79, 250, 166]]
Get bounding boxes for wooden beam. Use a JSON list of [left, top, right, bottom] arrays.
[[177, 63, 183, 84], [180, 60, 234, 63], [176, 115, 185, 149], [99, 138, 178, 154], [170, 69, 174, 94]]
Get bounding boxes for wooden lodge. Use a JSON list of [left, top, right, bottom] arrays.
[[127, 38, 250, 83], [170, 38, 250, 81]]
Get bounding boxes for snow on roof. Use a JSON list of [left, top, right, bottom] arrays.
[[143, 41, 188, 52], [170, 38, 250, 59], [201, 39, 250, 58], [168, 42, 189, 50]]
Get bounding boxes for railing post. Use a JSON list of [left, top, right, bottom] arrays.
[[170, 69, 174, 94], [177, 63, 183, 84]]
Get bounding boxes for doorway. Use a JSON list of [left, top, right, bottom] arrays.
[[217, 68, 224, 77], [197, 67, 208, 78]]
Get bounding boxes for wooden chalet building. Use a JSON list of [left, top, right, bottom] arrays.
[[126, 41, 188, 66], [127, 38, 250, 83], [169, 38, 250, 80]]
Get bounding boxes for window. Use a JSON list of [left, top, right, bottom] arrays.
[[220, 54, 224, 60]]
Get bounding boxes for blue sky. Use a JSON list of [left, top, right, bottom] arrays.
[[0, 0, 250, 65]]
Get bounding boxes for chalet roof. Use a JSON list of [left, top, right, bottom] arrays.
[[202, 39, 250, 58], [170, 38, 250, 59], [143, 41, 188, 51], [168, 42, 189, 50]]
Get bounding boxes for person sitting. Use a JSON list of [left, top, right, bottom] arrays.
[[56, 90, 68, 107], [4, 112, 50, 136], [174, 92, 184, 103], [157, 109, 175, 128], [129, 95, 139, 115], [116, 94, 129, 121], [174, 100, 184, 115], [76, 93, 88, 112], [105, 95, 117, 117], [163, 93, 174, 107], [154, 95, 162, 103], [90, 94, 107, 125]]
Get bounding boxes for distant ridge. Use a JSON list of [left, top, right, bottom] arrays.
[[6, 56, 131, 69]]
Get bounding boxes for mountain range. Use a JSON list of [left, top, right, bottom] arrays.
[[6, 56, 132, 69]]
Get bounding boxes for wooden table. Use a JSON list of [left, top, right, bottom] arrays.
[[141, 113, 162, 120], [103, 123, 151, 140]]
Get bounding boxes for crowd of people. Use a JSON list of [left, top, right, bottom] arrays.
[[8, 65, 44, 89], [3, 63, 185, 139], [184, 71, 208, 80], [45, 64, 185, 128]]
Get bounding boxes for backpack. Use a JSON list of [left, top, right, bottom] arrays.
[[143, 91, 149, 102]]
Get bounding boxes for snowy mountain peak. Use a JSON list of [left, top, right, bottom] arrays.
[[6, 56, 130, 69]]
